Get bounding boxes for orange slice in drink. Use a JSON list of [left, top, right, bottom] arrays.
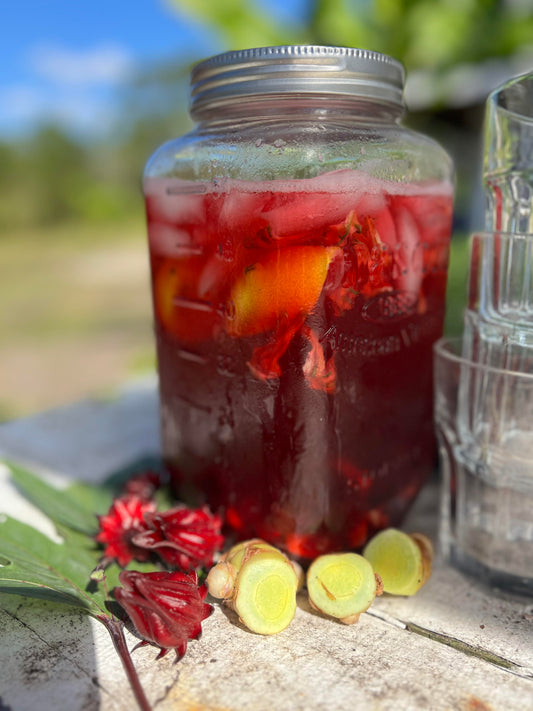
[[226, 246, 340, 337], [153, 256, 224, 343]]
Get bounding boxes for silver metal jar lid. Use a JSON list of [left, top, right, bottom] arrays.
[[190, 45, 405, 115]]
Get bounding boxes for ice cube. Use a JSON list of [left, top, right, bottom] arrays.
[[148, 223, 202, 257], [391, 206, 423, 294], [217, 190, 268, 238], [145, 179, 206, 225]]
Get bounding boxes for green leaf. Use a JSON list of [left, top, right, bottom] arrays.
[[166, 0, 305, 48], [0, 456, 165, 615], [7, 461, 102, 536], [0, 459, 167, 710], [0, 515, 107, 614], [5, 455, 165, 536]]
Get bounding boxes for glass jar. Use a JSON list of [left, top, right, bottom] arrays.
[[143, 45, 454, 559]]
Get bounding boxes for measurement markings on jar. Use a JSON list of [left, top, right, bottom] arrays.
[[172, 296, 215, 313], [176, 349, 208, 365], [172, 244, 205, 256], [326, 326, 402, 358], [166, 184, 207, 195]]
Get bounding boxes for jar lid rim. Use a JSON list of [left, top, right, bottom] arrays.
[[190, 45, 405, 115]]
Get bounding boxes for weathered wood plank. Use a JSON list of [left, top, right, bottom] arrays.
[[0, 380, 532, 711]]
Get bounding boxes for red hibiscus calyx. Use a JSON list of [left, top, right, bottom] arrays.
[[123, 470, 163, 500], [302, 326, 337, 393], [132, 506, 224, 570], [114, 569, 213, 659], [95, 468, 224, 571], [96, 495, 157, 567], [94, 470, 224, 668]]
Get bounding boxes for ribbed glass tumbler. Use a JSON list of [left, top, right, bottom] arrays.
[[434, 337, 533, 596]]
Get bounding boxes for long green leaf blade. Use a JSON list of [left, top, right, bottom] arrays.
[[0, 515, 106, 614], [7, 461, 100, 536], [6, 455, 166, 535], [0, 457, 164, 615]]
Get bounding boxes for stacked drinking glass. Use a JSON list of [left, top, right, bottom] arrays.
[[434, 72, 533, 596]]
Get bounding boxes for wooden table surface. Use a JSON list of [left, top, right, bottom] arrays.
[[0, 378, 532, 711]]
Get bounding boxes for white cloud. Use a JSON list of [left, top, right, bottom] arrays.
[[0, 83, 119, 137], [0, 43, 136, 136], [27, 43, 135, 86]]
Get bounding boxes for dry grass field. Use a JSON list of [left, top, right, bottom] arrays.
[[0, 219, 155, 420]]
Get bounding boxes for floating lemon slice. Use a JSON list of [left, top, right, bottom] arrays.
[[226, 246, 340, 337]]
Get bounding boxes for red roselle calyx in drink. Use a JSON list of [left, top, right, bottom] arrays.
[[143, 47, 454, 560]]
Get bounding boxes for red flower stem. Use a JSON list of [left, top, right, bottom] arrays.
[[98, 615, 152, 711]]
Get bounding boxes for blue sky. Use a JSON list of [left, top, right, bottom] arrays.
[[1, 0, 306, 139]]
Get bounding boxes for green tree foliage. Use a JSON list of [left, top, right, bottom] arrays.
[[24, 126, 90, 225], [168, 0, 533, 73], [165, 0, 305, 48], [114, 61, 193, 191], [0, 141, 23, 229], [0, 63, 193, 232], [1, 126, 142, 230]]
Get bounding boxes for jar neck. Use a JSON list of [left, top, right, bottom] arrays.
[[191, 95, 404, 129]]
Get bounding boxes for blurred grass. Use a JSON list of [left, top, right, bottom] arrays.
[[2, 219, 148, 341], [444, 233, 470, 338], [0, 219, 155, 421]]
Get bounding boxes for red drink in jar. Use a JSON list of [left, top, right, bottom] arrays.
[[144, 46, 454, 558], [145, 167, 453, 558]]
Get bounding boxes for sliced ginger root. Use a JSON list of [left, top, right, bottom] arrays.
[[306, 552, 381, 625], [204, 559, 236, 600], [363, 528, 433, 596], [233, 549, 298, 635], [206, 538, 277, 600], [206, 539, 298, 635], [225, 538, 277, 571]]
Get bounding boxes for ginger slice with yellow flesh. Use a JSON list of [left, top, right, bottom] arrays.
[[306, 552, 381, 624], [363, 528, 433, 596]]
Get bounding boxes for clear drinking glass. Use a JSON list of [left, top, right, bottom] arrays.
[[484, 71, 533, 233], [434, 337, 533, 596], [436, 71, 533, 597], [462, 231, 533, 371]]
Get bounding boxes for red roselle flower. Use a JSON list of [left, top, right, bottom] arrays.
[[114, 570, 212, 659], [123, 470, 162, 500], [96, 495, 157, 567], [133, 506, 224, 570], [302, 326, 337, 393]]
